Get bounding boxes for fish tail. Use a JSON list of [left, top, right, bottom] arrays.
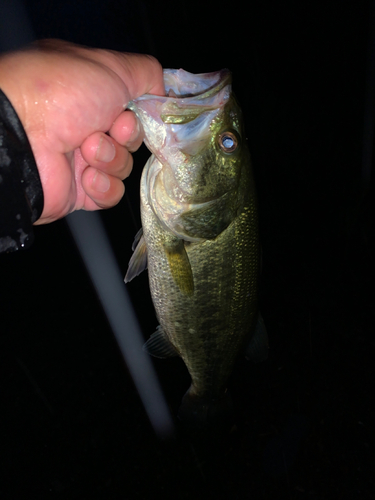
[[177, 386, 233, 430]]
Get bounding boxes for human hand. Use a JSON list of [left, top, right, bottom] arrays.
[[0, 39, 164, 224]]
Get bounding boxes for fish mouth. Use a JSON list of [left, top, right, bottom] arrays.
[[132, 68, 231, 119], [127, 69, 232, 164], [130, 69, 235, 239]]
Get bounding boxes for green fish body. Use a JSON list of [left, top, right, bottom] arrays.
[[125, 69, 267, 426]]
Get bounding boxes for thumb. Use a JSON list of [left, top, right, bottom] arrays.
[[86, 49, 165, 100]]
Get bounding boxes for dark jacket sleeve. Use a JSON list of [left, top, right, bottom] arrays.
[[0, 88, 44, 253]]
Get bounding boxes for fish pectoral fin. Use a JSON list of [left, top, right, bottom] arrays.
[[131, 227, 144, 251], [124, 228, 148, 283], [245, 313, 269, 363], [164, 239, 194, 296], [143, 325, 179, 358]]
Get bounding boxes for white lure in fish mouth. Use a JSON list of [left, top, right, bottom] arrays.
[[162, 68, 230, 98]]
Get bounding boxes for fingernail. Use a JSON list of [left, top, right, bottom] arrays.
[[92, 170, 110, 193], [132, 117, 141, 138], [127, 118, 141, 147], [96, 135, 115, 163]]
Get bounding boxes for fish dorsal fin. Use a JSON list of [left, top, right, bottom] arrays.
[[164, 238, 194, 296], [124, 228, 148, 283], [245, 313, 269, 363], [143, 325, 179, 358]]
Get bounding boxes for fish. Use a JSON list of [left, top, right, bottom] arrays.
[[125, 68, 268, 428]]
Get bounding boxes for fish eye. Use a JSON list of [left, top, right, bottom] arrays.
[[218, 132, 238, 153]]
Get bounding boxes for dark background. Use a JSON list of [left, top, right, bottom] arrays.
[[0, 0, 374, 498]]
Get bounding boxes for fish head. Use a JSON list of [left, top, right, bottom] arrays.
[[129, 68, 248, 199], [129, 69, 250, 240]]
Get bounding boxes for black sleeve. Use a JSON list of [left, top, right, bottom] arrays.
[[0, 88, 44, 253]]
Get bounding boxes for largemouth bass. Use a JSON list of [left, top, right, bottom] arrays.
[[125, 69, 268, 427]]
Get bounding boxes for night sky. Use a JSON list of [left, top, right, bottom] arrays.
[[0, 1, 374, 498]]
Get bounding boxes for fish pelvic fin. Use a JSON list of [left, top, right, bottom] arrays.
[[124, 228, 148, 283], [143, 325, 179, 358], [245, 313, 269, 363], [164, 238, 194, 296]]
